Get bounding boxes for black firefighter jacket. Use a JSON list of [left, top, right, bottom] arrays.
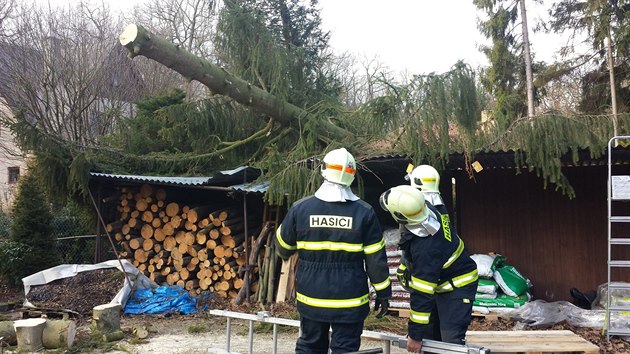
[[398, 203, 478, 340], [275, 196, 392, 323]]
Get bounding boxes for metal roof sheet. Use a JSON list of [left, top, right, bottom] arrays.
[[90, 168, 269, 193], [230, 180, 270, 193], [89, 172, 211, 186]]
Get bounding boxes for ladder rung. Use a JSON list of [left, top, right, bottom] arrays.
[[608, 283, 630, 290], [607, 306, 630, 312], [610, 238, 630, 245], [608, 329, 630, 336], [610, 260, 630, 267], [610, 216, 630, 222]]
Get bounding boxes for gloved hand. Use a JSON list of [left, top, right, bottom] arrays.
[[374, 296, 390, 319]]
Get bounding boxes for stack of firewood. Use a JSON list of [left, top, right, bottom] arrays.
[[106, 184, 263, 299]]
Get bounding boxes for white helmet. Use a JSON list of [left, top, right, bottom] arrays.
[[379, 185, 429, 225], [321, 148, 356, 186], [409, 165, 440, 193]]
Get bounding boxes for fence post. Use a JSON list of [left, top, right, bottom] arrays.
[[94, 184, 102, 263]]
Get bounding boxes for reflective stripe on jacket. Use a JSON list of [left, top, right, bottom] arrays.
[[275, 196, 392, 323]]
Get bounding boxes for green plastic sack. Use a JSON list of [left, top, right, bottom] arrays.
[[494, 265, 529, 297], [470, 254, 506, 278], [473, 293, 530, 308], [477, 278, 498, 295], [475, 292, 497, 299]]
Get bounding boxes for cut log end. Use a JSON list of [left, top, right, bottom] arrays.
[[119, 24, 139, 45]]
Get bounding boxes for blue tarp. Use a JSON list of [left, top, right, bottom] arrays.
[[124, 285, 212, 315]]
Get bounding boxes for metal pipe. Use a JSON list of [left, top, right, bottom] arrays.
[[248, 320, 254, 354], [272, 323, 278, 354], [226, 317, 231, 352], [383, 341, 390, 354]]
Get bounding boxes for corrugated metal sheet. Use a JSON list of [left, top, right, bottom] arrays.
[[230, 181, 270, 193], [90, 168, 269, 193], [89, 172, 211, 186], [361, 146, 630, 173]]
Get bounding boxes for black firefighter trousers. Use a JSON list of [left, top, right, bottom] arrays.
[[295, 316, 364, 354], [426, 281, 477, 344]]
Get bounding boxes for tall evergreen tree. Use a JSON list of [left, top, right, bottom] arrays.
[[3, 172, 59, 284], [548, 0, 630, 114], [474, 0, 528, 128]]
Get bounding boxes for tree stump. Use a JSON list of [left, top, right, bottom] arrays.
[[0, 320, 17, 345], [92, 303, 122, 333], [42, 319, 77, 349], [13, 318, 47, 352]]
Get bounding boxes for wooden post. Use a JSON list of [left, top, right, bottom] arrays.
[[13, 318, 47, 352]]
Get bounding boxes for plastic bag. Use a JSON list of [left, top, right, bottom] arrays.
[[517, 300, 606, 328], [591, 282, 630, 310]]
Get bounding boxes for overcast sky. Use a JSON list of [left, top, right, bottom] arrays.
[[43, 0, 569, 75]]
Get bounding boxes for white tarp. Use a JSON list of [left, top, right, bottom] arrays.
[[21, 259, 156, 307]]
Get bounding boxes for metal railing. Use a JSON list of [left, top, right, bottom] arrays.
[[208, 309, 490, 354]]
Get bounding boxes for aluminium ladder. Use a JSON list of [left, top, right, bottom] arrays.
[[606, 136, 630, 340], [208, 309, 490, 354]]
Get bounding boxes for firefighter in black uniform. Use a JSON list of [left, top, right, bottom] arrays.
[[380, 185, 478, 353], [406, 164, 448, 215], [275, 147, 392, 354]]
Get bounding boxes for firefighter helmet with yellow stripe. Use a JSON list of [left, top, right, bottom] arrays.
[[409, 165, 440, 193], [321, 148, 356, 186], [379, 185, 429, 225]]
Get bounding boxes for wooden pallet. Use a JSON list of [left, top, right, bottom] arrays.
[[19, 306, 79, 320], [466, 330, 599, 354], [471, 311, 508, 321], [387, 307, 410, 318]]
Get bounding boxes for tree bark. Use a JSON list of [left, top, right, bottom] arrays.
[[607, 29, 618, 137], [519, 0, 535, 118], [42, 319, 76, 349], [0, 320, 17, 345], [119, 24, 350, 141]]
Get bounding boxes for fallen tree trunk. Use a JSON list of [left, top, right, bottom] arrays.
[[118, 24, 350, 141]]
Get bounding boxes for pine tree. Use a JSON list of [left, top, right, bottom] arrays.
[[0, 172, 60, 285]]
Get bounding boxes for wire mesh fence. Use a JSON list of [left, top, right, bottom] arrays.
[[51, 211, 95, 264], [0, 208, 117, 265]]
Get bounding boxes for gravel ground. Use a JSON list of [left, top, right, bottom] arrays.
[[2, 279, 630, 353]]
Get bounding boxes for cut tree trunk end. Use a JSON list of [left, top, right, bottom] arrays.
[[92, 303, 122, 334], [13, 318, 47, 352]]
